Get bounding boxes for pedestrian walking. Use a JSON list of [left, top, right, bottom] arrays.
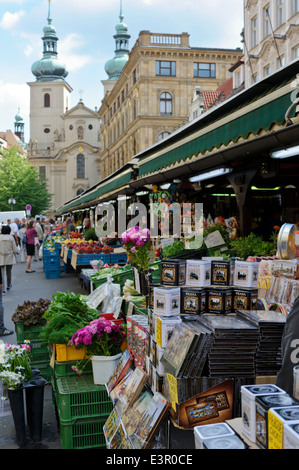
[[0, 269, 13, 336], [25, 220, 37, 273], [0, 225, 20, 294], [19, 223, 27, 263]]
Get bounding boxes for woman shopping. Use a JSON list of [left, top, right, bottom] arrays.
[[25, 220, 37, 273], [0, 225, 20, 293]]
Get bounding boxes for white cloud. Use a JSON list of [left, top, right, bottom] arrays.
[[0, 10, 25, 30], [59, 34, 94, 72], [0, 81, 29, 136]]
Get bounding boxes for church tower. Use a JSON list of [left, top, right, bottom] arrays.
[[28, 0, 72, 151]]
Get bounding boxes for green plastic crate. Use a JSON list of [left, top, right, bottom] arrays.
[[55, 374, 113, 421], [53, 359, 92, 378], [15, 322, 46, 344], [30, 346, 51, 365], [59, 416, 107, 449]]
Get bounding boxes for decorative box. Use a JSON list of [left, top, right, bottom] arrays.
[[255, 393, 299, 449], [186, 260, 211, 287], [211, 260, 234, 286], [233, 260, 259, 288], [241, 384, 285, 443], [206, 287, 233, 314], [283, 422, 299, 449], [268, 406, 299, 449], [161, 259, 186, 286], [181, 287, 206, 315], [194, 423, 235, 449], [153, 286, 181, 316], [154, 314, 182, 348], [233, 288, 258, 311], [202, 434, 246, 449]]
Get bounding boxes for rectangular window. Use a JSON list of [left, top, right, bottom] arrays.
[[193, 62, 216, 78], [263, 5, 270, 38], [39, 166, 46, 179], [292, 0, 299, 15], [293, 45, 299, 59], [133, 69, 137, 84], [251, 16, 258, 47], [155, 61, 176, 76], [263, 64, 271, 77], [277, 0, 285, 27]]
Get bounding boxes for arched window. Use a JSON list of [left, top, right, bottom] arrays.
[[157, 132, 170, 142], [44, 93, 50, 107], [77, 153, 85, 179], [160, 92, 172, 115]]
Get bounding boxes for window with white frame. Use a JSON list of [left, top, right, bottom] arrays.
[[251, 16, 258, 48], [160, 92, 172, 115], [263, 5, 271, 38], [276, 0, 285, 27], [76, 153, 85, 179], [277, 55, 285, 68]]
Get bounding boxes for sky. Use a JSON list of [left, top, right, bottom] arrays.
[[0, 0, 244, 143]]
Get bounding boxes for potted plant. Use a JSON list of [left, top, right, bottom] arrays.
[[121, 226, 152, 295], [69, 317, 126, 384], [0, 342, 32, 446]]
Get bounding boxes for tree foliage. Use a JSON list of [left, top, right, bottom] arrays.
[[0, 146, 52, 216]]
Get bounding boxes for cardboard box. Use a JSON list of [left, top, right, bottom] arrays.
[[181, 287, 206, 314], [153, 286, 181, 316], [206, 287, 233, 314], [283, 422, 299, 449], [255, 393, 298, 449], [194, 423, 235, 449], [211, 260, 234, 286], [161, 259, 186, 286], [241, 384, 285, 443], [155, 343, 166, 376], [233, 287, 258, 311], [268, 406, 299, 449], [186, 260, 211, 287], [234, 261, 259, 288]]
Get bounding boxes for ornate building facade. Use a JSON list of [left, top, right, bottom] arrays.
[[244, 0, 299, 87], [27, 1, 101, 216], [99, 11, 243, 179]]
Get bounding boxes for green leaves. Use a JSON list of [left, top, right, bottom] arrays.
[[0, 146, 52, 215]]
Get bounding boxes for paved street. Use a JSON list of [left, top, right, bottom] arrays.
[[0, 254, 194, 450], [0, 254, 83, 449]]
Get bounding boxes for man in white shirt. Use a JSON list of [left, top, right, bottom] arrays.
[[10, 218, 19, 246]]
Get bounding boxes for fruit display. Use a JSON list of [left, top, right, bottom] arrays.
[[69, 231, 83, 239], [68, 241, 114, 255]]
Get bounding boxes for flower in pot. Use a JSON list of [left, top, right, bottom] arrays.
[[121, 226, 151, 272], [69, 317, 126, 384]]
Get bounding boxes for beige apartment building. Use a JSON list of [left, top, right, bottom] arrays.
[[99, 29, 243, 179], [244, 0, 299, 87]]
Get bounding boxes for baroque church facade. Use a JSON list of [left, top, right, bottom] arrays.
[[27, 1, 101, 217]]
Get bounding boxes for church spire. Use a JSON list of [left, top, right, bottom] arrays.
[[31, 0, 68, 82], [104, 0, 131, 81]]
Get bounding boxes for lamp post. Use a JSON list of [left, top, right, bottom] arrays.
[[8, 198, 16, 211]]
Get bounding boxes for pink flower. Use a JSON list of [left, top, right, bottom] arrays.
[[131, 246, 136, 252]]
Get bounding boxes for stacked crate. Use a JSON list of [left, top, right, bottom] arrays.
[[43, 247, 61, 279], [15, 322, 52, 382], [51, 350, 113, 449]]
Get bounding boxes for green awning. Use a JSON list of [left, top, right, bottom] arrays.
[[56, 171, 132, 214], [138, 91, 294, 178]]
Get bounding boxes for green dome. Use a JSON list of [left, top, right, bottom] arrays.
[[14, 108, 24, 123], [31, 0, 68, 82], [105, 2, 130, 81]]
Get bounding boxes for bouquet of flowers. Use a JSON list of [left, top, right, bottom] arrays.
[[69, 317, 126, 375], [121, 226, 151, 271], [0, 342, 32, 394]]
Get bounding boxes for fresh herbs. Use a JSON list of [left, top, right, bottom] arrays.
[[40, 291, 99, 345]]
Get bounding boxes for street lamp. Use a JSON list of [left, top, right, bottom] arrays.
[[8, 198, 16, 211]]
